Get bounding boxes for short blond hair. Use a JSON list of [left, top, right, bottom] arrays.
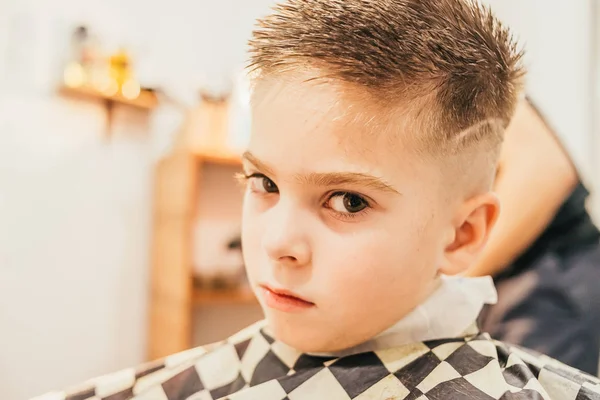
[[249, 0, 525, 160]]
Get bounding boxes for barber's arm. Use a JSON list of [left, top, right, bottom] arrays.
[[464, 101, 578, 277]]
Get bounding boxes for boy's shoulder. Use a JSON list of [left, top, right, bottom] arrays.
[[31, 320, 267, 400], [31, 324, 600, 400]]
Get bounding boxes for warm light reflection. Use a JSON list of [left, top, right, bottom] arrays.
[[63, 62, 86, 88], [121, 79, 141, 100], [102, 79, 119, 96]]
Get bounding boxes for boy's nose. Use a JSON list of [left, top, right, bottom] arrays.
[[261, 203, 312, 267]]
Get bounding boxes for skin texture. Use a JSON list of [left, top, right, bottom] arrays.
[[240, 73, 501, 353], [465, 101, 578, 278]]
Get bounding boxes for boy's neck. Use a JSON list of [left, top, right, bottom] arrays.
[[299, 275, 497, 358]]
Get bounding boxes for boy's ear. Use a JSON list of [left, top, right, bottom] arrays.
[[440, 193, 500, 275]]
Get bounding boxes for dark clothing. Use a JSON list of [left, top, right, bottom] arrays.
[[497, 183, 600, 280], [480, 182, 600, 375]]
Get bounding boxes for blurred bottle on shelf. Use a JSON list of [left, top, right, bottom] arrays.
[[191, 91, 231, 155], [74, 26, 97, 68], [62, 25, 141, 100], [108, 47, 140, 99], [64, 25, 100, 88]]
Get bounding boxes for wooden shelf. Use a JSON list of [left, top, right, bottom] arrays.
[[193, 286, 257, 306], [60, 85, 158, 110], [149, 100, 248, 360], [194, 151, 242, 166]]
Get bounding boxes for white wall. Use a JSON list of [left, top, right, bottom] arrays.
[[0, 102, 153, 397], [0, 1, 275, 398], [484, 0, 598, 215]]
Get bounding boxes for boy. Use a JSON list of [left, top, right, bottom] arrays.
[[35, 0, 600, 399]]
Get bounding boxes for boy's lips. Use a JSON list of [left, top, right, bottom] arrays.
[[259, 284, 315, 312]]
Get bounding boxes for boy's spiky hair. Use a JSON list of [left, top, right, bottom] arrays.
[[248, 0, 525, 157]]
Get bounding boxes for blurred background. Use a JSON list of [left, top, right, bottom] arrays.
[[0, 0, 599, 398]]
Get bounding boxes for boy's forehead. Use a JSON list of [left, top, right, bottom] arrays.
[[248, 75, 424, 180], [253, 82, 368, 159], [251, 73, 347, 119], [250, 73, 412, 153]]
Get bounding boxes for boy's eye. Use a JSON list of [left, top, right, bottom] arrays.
[[328, 192, 369, 214], [249, 174, 278, 193]]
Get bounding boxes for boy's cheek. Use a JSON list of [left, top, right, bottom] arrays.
[[322, 230, 438, 293]]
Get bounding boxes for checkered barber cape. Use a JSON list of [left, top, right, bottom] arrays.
[[34, 320, 600, 400]]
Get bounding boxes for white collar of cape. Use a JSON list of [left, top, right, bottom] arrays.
[[261, 274, 498, 358]]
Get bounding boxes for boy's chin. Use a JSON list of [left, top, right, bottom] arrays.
[[265, 316, 365, 354]]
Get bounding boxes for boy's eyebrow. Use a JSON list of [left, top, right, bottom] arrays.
[[299, 171, 400, 194], [242, 151, 276, 176], [242, 152, 400, 195]]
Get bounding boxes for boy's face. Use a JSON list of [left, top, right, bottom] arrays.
[[241, 75, 485, 353]]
